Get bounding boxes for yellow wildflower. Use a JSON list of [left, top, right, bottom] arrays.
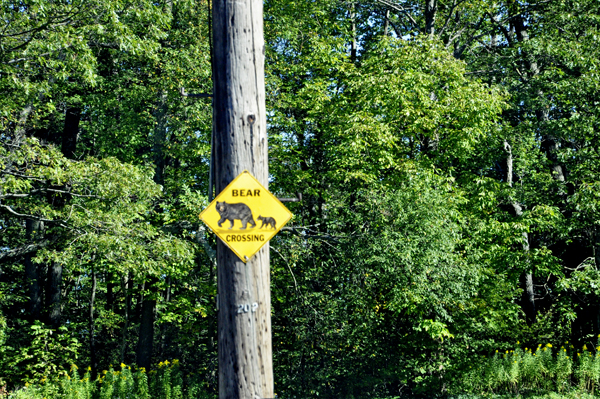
[[583, 344, 588, 351], [121, 363, 126, 369], [546, 343, 552, 348]]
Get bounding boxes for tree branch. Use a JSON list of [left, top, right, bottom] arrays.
[[440, 0, 458, 35], [371, 0, 420, 31], [0, 237, 58, 263], [0, 204, 58, 223], [281, 226, 342, 243]]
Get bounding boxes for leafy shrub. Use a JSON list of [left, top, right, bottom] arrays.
[[0, 321, 80, 386], [454, 338, 600, 396], [7, 360, 213, 399]]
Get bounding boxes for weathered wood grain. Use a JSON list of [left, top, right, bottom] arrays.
[[212, 0, 273, 397]]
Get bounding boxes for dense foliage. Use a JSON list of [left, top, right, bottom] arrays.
[[1, 0, 600, 397]]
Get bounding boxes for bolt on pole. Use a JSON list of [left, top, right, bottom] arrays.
[[211, 0, 274, 398]]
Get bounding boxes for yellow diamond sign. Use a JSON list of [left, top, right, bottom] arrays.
[[199, 170, 292, 262]]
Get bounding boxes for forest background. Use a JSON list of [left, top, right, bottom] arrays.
[[0, 0, 599, 397]]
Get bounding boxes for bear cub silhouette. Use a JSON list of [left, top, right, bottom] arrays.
[[216, 201, 256, 230], [257, 215, 276, 229]]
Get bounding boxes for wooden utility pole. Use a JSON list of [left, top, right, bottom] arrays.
[[212, 0, 273, 398]]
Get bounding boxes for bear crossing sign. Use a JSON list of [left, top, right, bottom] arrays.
[[199, 170, 293, 262]]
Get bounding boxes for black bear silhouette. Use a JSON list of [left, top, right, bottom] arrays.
[[216, 201, 256, 230], [257, 215, 276, 229]]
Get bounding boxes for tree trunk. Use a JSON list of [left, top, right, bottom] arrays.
[[153, 92, 168, 186], [425, 0, 437, 37], [121, 274, 131, 363], [13, 106, 39, 320], [595, 229, 600, 268], [14, 103, 33, 143], [159, 277, 172, 358], [106, 274, 115, 312], [510, 5, 565, 184], [197, 230, 218, 359], [25, 219, 43, 319], [539, 105, 565, 183], [61, 107, 81, 159], [383, 9, 390, 37], [350, 1, 357, 62], [137, 282, 156, 370], [519, 236, 536, 324], [594, 230, 600, 337], [212, 0, 274, 396], [135, 90, 167, 367], [541, 135, 566, 182], [45, 262, 62, 329], [135, 281, 145, 323], [89, 264, 98, 377], [41, 104, 81, 329], [504, 140, 536, 324]]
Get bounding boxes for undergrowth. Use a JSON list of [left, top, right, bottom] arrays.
[[454, 338, 600, 397], [4, 360, 214, 399]]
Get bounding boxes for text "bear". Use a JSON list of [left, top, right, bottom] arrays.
[[232, 189, 260, 197]]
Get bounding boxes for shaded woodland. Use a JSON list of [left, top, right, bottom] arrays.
[[1, 0, 600, 397]]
